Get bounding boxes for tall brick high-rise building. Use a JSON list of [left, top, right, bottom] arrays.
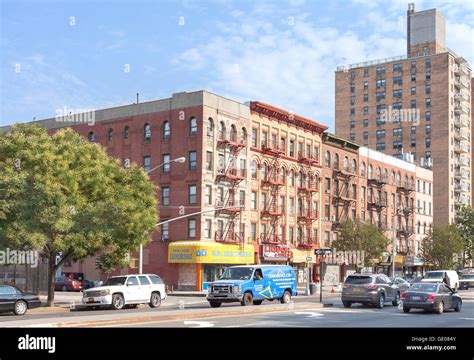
[[335, 4, 472, 225]]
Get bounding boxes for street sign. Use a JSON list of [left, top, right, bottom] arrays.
[[306, 257, 312, 261], [314, 248, 332, 256]]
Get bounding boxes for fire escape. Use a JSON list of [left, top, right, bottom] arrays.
[[332, 163, 355, 231], [396, 180, 415, 255], [367, 175, 388, 231], [297, 174, 319, 249], [260, 140, 284, 244], [215, 127, 246, 244]]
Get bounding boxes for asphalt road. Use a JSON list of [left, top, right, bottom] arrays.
[[129, 300, 474, 328]]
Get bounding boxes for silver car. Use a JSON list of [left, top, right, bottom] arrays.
[[342, 274, 401, 309]]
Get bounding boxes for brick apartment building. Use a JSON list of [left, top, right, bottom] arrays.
[[335, 4, 472, 226], [1, 90, 433, 288]]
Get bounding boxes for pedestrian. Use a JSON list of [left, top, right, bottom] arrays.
[[442, 272, 450, 287]]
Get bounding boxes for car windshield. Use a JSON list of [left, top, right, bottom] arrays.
[[461, 275, 474, 279], [220, 267, 253, 280], [344, 276, 373, 285], [425, 272, 444, 279], [104, 277, 127, 286], [410, 283, 438, 292]]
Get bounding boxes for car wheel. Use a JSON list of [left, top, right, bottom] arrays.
[[375, 293, 385, 309], [402, 306, 411, 313], [61, 285, 68, 292], [111, 294, 125, 310], [149, 292, 161, 308], [280, 291, 291, 304], [209, 301, 222, 308], [253, 300, 263, 305], [454, 300, 462, 312], [435, 301, 444, 314], [342, 301, 352, 308], [392, 292, 400, 306], [14, 300, 28, 316], [241, 292, 253, 306]]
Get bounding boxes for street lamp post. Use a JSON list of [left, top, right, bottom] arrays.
[[138, 156, 186, 274]]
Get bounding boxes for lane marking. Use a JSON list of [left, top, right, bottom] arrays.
[[294, 311, 324, 318], [183, 321, 214, 328]]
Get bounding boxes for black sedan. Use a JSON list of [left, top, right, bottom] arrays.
[[401, 283, 462, 314], [0, 285, 41, 315]]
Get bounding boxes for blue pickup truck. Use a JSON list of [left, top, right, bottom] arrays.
[[206, 265, 298, 307]]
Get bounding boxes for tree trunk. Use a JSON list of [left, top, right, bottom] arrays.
[[47, 252, 57, 307]]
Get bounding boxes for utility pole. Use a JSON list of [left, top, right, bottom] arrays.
[[392, 223, 396, 278]]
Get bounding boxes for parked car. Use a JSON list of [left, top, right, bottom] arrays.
[[83, 279, 95, 289], [401, 282, 462, 314], [207, 265, 297, 308], [390, 277, 411, 293], [459, 274, 474, 290], [55, 277, 83, 292], [421, 270, 460, 290], [341, 273, 400, 309], [409, 276, 424, 285], [0, 285, 41, 315], [82, 274, 166, 310]]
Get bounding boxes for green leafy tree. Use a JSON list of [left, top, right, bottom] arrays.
[[0, 125, 158, 306], [455, 206, 474, 267], [332, 220, 389, 268], [421, 225, 463, 270]]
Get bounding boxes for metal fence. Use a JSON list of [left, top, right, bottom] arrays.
[[0, 262, 49, 293]]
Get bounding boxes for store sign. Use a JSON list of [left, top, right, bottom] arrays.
[[413, 257, 424, 266], [404, 256, 414, 266], [262, 245, 290, 259]]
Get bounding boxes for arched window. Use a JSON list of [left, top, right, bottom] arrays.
[[123, 126, 129, 139], [314, 174, 319, 189], [241, 127, 247, 144], [325, 151, 331, 167], [262, 163, 268, 180], [343, 156, 349, 172], [144, 123, 151, 142], [306, 173, 311, 188], [368, 164, 373, 179], [391, 171, 396, 185], [298, 199, 303, 216], [219, 122, 226, 140], [396, 172, 401, 186], [334, 154, 340, 170], [410, 176, 415, 189], [87, 131, 95, 143], [207, 118, 214, 137], [352, 159, 357, 174], [361, 162, 366, 177], [404, 175, 409, 187], [189, 117, 197, 136], [298, 171, 303, 187], [107, 128, 113, 141], [163, 121, 170, 139], [251, 160, 258, 179], [290, 169, 295, 186], [384, 169, 388, 182], [376, 167, 381, 180], [280, 167, 286, 184], [230, 125, 237, 141]]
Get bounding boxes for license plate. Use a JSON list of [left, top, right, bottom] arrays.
[[88, 297, 94, 303], [411, 296, 421, 301], [353, 287, 361, 292]]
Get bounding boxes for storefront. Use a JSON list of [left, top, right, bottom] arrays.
[[168, 241, 255, 291], [403, 256, 426, 277], [291, 249, 315, 284]]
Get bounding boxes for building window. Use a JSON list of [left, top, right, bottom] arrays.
[[189, 151, 197, 170], [189, 185, 197, 204], [144, 124, 151, 142], [251, 223, 257, 241], [363, 107, 369, 115], [162, 154, 170, 173], [411, 126, 416, 134], [411, 87, 416, 95], [376, 130, 386, 138], [161, 186, 170, 206], [425, 71, 431, 80], [160, 222, 169, 241], [289, 198, 295, 216], [363, 131, 368, 140], [123, 126, 129, 139], [425, 84, 431, 94], [189, 117, 197, 136], [376, 92, 386, 100], [350, 96, 355, 105], [351, 84, 355, 93], [364, 68, 369, 77], [205, 185, 212, 205], [411, 73, 416, 82], [425, 58, 431, 68], [251, 128, 258, 147], [206, 151, 213, 170], [393, 63, 403, 72], [364, 94, 369, 102], [426, 111, 431, 121], [143, 156, 151, 173], [426, 98, 431, 107], [376, 66, 385, 75], [289, 140, 295, 157], [251, 160, 258, 179], [163, 121, 170, 139], [350, 120, 355, 129], [393, 76, 403, 85], [107, 128, 113, 141], [393, 128, 403, 137], [411, 60, 416, 68], [350, 133, 355, 141], [188, 219, 196, 238], [393, 141, 403, 149], [376, 143, 386, 151], [363, 81, 368, 90], [393, 89, 402, 98], [426, 138, 431, 148], [87, 132, 95, 143], [289, 169, 295, 186], [251, 192, 257, 210], [411, 100, 416, 108], [376, 79, 386, 88], [411, 139, 416, 147], [207, 118, 214, 137], [204, 219, 212, 239], [363, 119, 369, 127], [426, 124, 431, 134]]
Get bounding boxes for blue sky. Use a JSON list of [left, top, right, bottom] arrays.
[[1, 0, 473, 130]]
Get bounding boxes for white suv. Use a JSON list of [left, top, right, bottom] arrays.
[[82, 274, 167, 310]]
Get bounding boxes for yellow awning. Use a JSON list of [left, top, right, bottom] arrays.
[[291, 249, 315, 263], [168, 241, 254, 264]]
